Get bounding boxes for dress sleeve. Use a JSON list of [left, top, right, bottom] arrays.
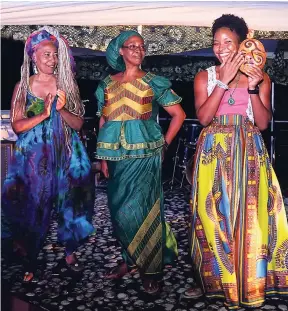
[[94, 80, 106, 117], [150, 75, 182, 107]]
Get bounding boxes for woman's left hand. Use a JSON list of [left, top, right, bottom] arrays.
[[246, 65, 264, 90], [56, 90, 66, 111]]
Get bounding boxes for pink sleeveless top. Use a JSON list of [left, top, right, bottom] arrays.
[[216, 88, 249, 116]]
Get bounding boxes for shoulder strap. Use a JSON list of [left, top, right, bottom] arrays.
[[206, 66, 216, 97]]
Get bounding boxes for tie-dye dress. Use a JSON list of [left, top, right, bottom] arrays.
[[1, 91, 95, 269]]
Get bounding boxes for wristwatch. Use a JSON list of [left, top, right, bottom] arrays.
[[248, 86, 259, 94]]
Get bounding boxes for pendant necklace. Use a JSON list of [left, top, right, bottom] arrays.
[[228, 74, 240, 105]]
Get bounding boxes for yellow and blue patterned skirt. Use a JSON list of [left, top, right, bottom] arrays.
[[189, 115, 288, 309]]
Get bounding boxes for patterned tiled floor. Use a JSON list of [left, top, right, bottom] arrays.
[[2, 183, 288, 311]]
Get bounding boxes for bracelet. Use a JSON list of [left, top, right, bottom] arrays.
[[248, 86, 259, 94], [216, 80, 229, 90]]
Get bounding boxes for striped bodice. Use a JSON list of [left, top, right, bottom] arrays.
[[102, 78, 154, 121]]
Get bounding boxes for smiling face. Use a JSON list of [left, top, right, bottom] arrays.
[[33, 41, 58, 75], [238, 38, 266, 74], [119, 35, 145, 68], [213, 27, 240, 63]]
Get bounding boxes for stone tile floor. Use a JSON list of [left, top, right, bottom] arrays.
[[1, 184, 288, 311]]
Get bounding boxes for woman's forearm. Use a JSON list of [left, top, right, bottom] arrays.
[[12, 112, 48, 134], [59, 108, 84, 131], [250, 94, 271, 131], [164, 112, 186, 145], [196, 86, 226, 126]]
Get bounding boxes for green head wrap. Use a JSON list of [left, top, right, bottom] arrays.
[[106, 30, 143, 72]]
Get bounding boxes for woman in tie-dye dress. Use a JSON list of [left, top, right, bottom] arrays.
[[1, 27, 95, 282]]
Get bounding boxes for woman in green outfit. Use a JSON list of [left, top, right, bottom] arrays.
[[95, 30, 186, 294]]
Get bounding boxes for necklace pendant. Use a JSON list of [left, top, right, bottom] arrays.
[[228, 97, 235, 105]]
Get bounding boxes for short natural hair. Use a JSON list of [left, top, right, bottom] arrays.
[[212, 14, 249, 42]]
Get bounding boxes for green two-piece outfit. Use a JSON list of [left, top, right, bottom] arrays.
[[95, 72, 181, 276]]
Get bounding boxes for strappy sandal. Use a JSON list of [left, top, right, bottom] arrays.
[[65, 253, 84, 272], [66, 261, 84, 272], [43, 243, 64, 251], [23, 272, 34, 283], [105, 262, 137, 279], [22, 258, 38, 283], [142, 278, 161, 295], [183, 287, 203, 299]]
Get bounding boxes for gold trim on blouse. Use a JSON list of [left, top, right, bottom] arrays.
[[103, 78, 154, 121]]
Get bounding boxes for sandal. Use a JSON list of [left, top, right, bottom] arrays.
[[65, 253, 84, 272], [183, 287, 203, 299], [43, 243, 63, 251], [142, 278, 161, 295], [106, 262, 137, 279], [66, 261, 84, 272], [22, 258, 38, 283], [23, 272, 34, 283]]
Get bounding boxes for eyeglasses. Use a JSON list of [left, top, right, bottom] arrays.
[[122, 44, 146, 51]]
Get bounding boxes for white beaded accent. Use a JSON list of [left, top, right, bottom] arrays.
[[216, 79, 229, 90]]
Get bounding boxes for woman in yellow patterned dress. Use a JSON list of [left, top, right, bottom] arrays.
[[186, 14, 288, 308], [95, 30, 186, 294]]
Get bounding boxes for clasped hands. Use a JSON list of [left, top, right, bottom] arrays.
[[43, 90, 66, 118]]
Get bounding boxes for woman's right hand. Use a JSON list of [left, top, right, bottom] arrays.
[[218, 52, 245, 85], [43, 93, 53, 118], [101, 160, 109, 178]]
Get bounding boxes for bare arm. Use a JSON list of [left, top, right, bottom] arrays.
[[98, 115, 109, 178], [194, 71, 226, 126], [246, 68, 271, 131], [11, 83, 52, 134], [56, 90, 84, 131], [58, 108, 84, 131], [163, 104, 186, 145]]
